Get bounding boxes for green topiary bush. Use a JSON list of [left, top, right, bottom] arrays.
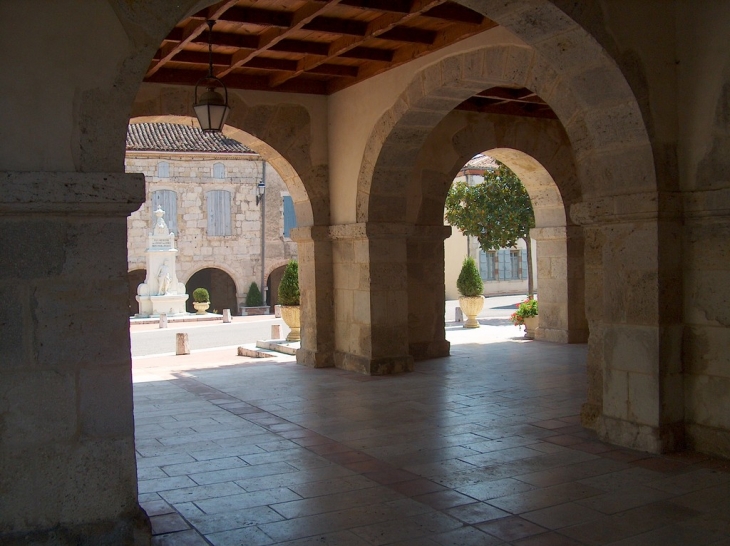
[[245, 282, 264, 306], [456, 256, 484, 297], [192, 287, 210, 303], [278, 260, 300, 306]]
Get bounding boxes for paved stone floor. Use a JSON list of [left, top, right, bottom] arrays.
[[134, 327, 730, 545]]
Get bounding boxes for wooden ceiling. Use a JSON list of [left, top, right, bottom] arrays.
[[145, 0, 557, 119]]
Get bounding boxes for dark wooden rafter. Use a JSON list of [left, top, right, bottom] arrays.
[[268, 0, 449, 88], [455, 87, 558, 119], [215, 1, 343, 79], [146, 0, 239, 78]]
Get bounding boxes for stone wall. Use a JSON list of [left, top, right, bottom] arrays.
[[125, 152, 298, 312]]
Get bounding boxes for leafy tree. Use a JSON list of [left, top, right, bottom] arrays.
[[445, 160, 536, 298], [245, 282, 263, 306], [278, 260, 300, 306]]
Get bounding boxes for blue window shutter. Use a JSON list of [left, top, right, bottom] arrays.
[[213, 163, 225, 179], [487, 252, 496, 281], [157, 161, 170, 178], [521, 249, 528, 280], [504, 249, 513, 280], [478, 250, 488, 281], [498, 249, 506, 280], [283, 196, 296, 237], [207, 190, 232, 236], [151, 190, 177, 234]]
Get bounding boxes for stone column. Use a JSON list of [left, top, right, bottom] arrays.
[[407, 225, 452, 360], [330, 223, 414, 375], [530, 225, 588, 343], [572, 193, 684, 453], [290, 226, 334, 368], [0, 172, 150, 544]]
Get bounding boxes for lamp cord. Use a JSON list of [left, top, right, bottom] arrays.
[[207, 20, 214, 79]]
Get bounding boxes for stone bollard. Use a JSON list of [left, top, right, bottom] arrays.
[[176, 333, 190, 355], [159, 313, 168, 329], [455, 307, 463, 322], [271, 324, 281, 339], [274, 304, 281, 318], [222, 309, 232, 323]]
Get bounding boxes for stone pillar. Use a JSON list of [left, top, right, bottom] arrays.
[[0, 172, 150, 544], [407, 225, 452, 360], [530, 225, 588, 343], [330, 223, 413, 375], [572, 194, 684, 453], [290, 226, 334, 368]]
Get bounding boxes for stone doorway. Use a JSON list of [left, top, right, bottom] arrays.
[[186, 268, 238, 315], [267, 265, 286, 310]]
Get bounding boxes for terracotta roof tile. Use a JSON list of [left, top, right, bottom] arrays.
[[126, 123, 253, 154], [463, 154, 499, 170]]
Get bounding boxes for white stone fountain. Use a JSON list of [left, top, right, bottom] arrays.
[[135, 207, 189, 317]]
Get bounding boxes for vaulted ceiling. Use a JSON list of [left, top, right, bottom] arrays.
[[145, 0, 557, 119]]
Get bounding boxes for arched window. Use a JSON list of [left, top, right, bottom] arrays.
[[157, 161, 170, 178], [207, 190, 232, 236], [212, 162, 225, 179], [151, 190, 178, 234]]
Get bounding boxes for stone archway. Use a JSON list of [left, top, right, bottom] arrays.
[[186, 267, 238, 315], [356, 40, 679, 453], [407, 110, 587, 360]]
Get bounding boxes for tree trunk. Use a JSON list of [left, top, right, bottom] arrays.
[[524, 236, 534, 299]]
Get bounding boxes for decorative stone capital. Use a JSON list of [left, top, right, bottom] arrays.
[[289, 225, 330, 243], [0, 171, 145, 216], [328, 222, 414, 241]]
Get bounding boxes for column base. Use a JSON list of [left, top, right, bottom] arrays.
[[597, 415, 685, 454], [296, 348, 334, 368], [580, 402, 601, 429], [0, 506, 150, 546], [686, 423, 730, 459], [334, 352, 414, 375], [409, 340, 450, 361]]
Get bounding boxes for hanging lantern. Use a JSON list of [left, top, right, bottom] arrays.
[[193, 20, 230, 132]]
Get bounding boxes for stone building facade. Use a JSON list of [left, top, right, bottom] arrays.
[[125, 123, 298, 314]]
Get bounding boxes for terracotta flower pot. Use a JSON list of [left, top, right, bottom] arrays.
[[280, 305, 301, 341], [458, 295, 484, 328]]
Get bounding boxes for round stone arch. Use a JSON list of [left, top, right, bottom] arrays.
[[358, 38, 674, 450], [265, 259, 292, 309], [185, 266, 239, 315], [404, 111, 586, 360]]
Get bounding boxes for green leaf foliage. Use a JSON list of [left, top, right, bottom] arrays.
[[278, 260, 300, 306], [445, 160, 535, 253], [192, 287, 210, 303], [245, 282, 263, 306], [456, 256, 483, 297]]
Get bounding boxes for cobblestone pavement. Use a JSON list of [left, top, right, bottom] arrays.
[[134, 323, 730, 546]]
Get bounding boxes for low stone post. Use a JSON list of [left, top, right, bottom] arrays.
[[176, 333, 190, 355], [271, 324, 281, 339], [222, 309, 231, 323], [159, 313, 168, 328], [455, 307, 463, 322]]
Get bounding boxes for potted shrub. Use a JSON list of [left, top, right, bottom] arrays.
[[241, 281, 268, 315], [192, 287, 210, 315], [510, 298, 538, 339], [278, 260, 300, 341], [457, 256, 484, 328]]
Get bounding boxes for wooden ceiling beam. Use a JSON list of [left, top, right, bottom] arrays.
[[339, 0, 412, 13], [216, 1, 342, 79], [145, 67, 329, 95], [154, 50, 233, 67], [269, 0, 447, 88], [145, 0, 239, 78], [378, 26, 436, 44], [303, 17, 368, 36], [203, 6, 294, 28]]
